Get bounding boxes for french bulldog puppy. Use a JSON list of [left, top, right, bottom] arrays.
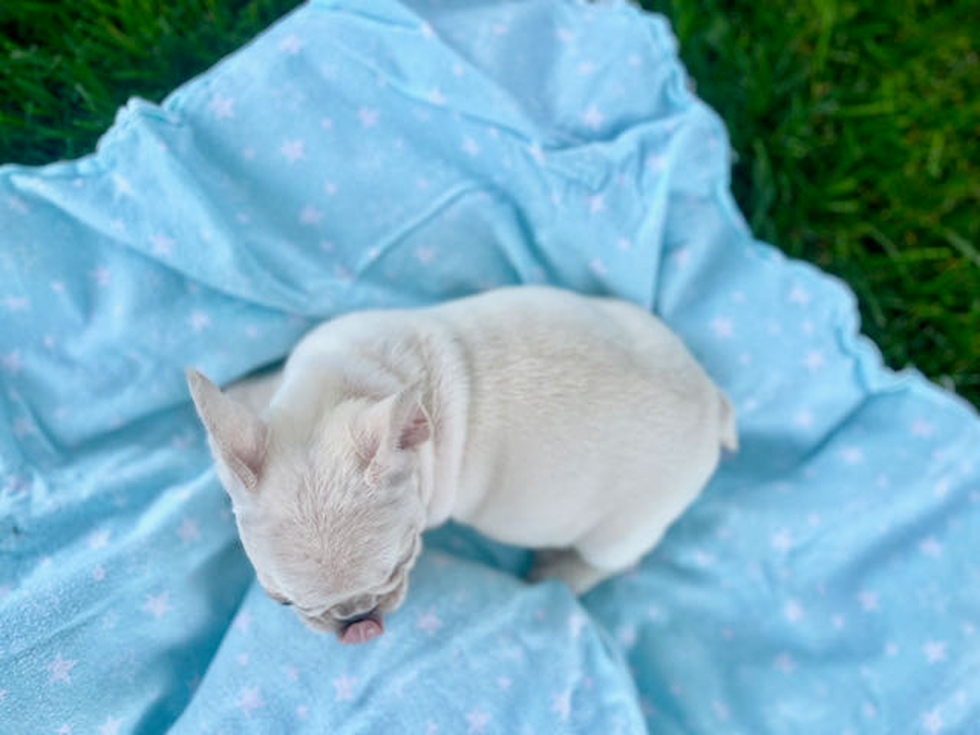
[[186, 286, 736, 644]]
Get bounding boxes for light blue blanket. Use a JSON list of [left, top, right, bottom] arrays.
[[2, 1, 978, 732]]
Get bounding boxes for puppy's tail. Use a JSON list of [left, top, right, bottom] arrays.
[[717, 390, 739, 452]]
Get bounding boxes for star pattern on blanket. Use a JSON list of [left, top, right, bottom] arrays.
[[142, 591, 171, 619], [47, 654, 78, 684]]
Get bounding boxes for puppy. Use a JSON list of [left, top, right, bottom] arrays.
[[186, 286, 736, 644]]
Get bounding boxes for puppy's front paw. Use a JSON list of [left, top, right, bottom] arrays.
[[528, 548, 610, 595]]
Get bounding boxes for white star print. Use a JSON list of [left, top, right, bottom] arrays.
[[577, 61, 596, 75], [588, 258, 607, 276], [712, 701, 731, 721], [692, 549, 715, 567], [783, 600, 804, 622], [617, 623, 637, 647], [644, 154, 667, 174], [47, 653, 78, 683], [3, 295, 29, 312], [234, 610, 253, 633], [671, 246, 691, 266], [92, 565, 106, 581], [299, 205, 323, 225], [88, 529, 110, 549], [278, 34, 304, 54], [919, 536, 942, 557], [13, 417, 34, 437], [358, 107, 379, 127], [420, 21, 434, 38], [840, 446, 864, 465], [209, 95, 235, 119], [586, 194, 605, 214], [771, 530, 793, 551], [57, 724, 70, 735], [149, 233, 175, 257], [787, 286, 811, 305], [922, 708, 943, 733], [922, 640, 947, 663], [6, 195, 28, 213], [710, 317, 734, 338], [466, 709, 491, 734], [333, 674, 357, 701], [427, 87, 446, 105], [324, 181, 338, 195], [581, 104, 604, 130], [236, 686, 265, 715], [857, 590, 879, 611], [283, 664, 299, 681], [188, 311, 211, 332], [552, 691, 571, 721], [802, 350, 826, 372], [794, 409, 814, 428], [773, 653, 795, 674], [416, 609, 442, 635], [176, 518, 200, 543], [910, 418, 934, 437], [98, 716, 123, 735], [142, 590, 170, 619], [933, 478, 950, 498], [527, 143, 545, 164], [296, 705, 308, 719], [237, 653, 249, 666], [497, 676, 512, 690], [556, 28, 574, 43], [112, 174, 134, 198], [279, 138, 305, 163], [414, 246, 436, 264], [89, 266, 111, 288], [885, 642, 899, 656], [1, 350, 21, 375], [461, 136, 480, 156]]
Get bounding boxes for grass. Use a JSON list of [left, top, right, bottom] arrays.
[[2, 0, 977, 406], [647, 0, 979, 406]]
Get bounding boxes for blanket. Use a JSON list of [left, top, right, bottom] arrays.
[[2, 0, 978, 732]]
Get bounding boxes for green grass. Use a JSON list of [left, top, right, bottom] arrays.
[[2, 0, 978, 406], [647, 0, 979, 406]]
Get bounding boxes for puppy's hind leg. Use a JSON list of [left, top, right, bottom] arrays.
[[528, 548, 613, 595]]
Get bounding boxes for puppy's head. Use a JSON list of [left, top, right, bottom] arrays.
[[186, 368, 429, 644]]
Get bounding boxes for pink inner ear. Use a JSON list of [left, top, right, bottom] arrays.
[[398, 409, 430, 450]]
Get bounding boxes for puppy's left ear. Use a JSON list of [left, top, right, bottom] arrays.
[[185, 368, 268, 495], [357, 384, 430, 483]]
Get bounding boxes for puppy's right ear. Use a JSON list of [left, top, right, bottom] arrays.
[[185, 368, 267, 494]]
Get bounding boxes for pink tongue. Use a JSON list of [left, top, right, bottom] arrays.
[[339, 617, 384, 645]]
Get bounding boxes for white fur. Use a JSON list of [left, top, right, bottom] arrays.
[[187, 286, 736, 638]]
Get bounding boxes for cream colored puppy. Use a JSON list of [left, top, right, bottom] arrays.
[[186, 286, 736, 644]]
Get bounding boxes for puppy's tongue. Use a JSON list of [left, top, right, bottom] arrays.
[[339, 615, 384, 645]]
